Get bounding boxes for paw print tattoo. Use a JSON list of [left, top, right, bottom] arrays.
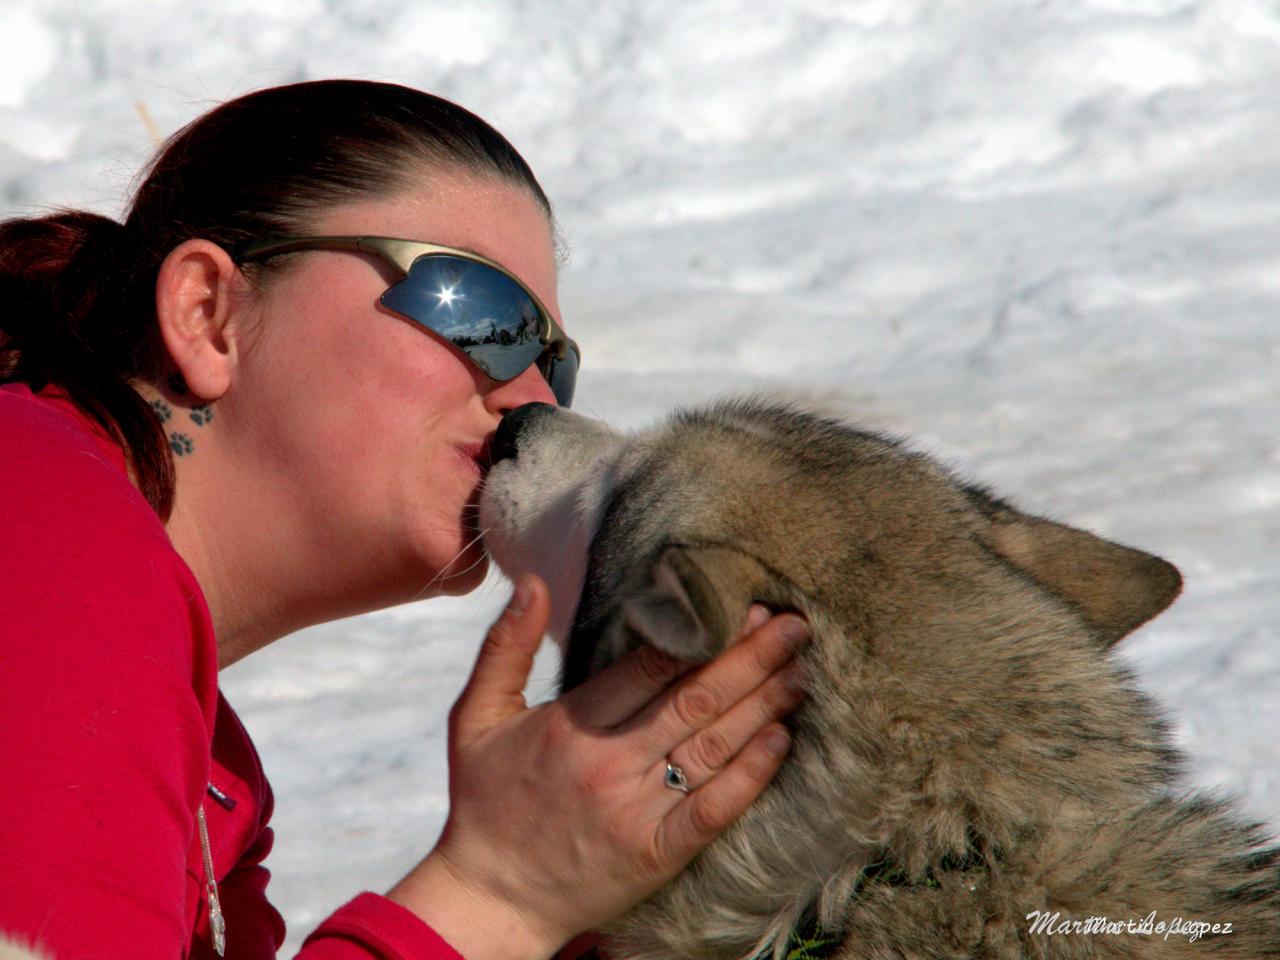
[[150, 399, 173, 423], [189, 404, 214, 427], [169, 433, 195, 456]]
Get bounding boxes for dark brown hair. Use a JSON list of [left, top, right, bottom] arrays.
[[0, 79, 551, 519]]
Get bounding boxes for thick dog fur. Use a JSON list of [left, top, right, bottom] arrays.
[[480, 399, 1280, 960]]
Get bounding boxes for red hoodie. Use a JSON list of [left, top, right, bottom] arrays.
[[0, 383, 461, 960]]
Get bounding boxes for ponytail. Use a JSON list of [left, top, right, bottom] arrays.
[[0, 212, 174, 516]]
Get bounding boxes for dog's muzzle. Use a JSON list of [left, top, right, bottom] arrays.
[[491, 402, 558, 464]]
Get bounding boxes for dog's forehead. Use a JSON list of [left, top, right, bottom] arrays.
[[629, 401, 942, 492], [597, 400, 976, 557]]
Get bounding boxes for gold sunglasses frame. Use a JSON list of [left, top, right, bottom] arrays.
[[234, 235, 579, 368]]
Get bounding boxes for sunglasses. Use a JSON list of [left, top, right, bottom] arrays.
[[233, 235, 579, 407]]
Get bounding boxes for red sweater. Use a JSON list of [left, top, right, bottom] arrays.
[[0, 383, 462, 960]]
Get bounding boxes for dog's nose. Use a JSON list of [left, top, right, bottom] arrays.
[[492, 402, 558, 464]]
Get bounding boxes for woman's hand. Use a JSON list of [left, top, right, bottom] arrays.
[[388, 573, 808, 960]]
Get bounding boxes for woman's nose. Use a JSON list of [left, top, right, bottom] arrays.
[[486, 362, 558, 415]]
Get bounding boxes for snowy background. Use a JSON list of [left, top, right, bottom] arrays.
[[3, 0, 1277, 952]]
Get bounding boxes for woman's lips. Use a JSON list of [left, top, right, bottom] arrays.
[[457, 440, 490, 478], [457, 441, 491, 536]]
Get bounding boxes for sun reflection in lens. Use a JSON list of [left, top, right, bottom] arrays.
[[436, 285, 461, 307]]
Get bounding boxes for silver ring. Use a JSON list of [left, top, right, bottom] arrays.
[[664, 761, 691, 794]]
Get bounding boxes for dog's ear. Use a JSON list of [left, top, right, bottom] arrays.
[[969, 488, 1182, 647], [621, 544, 772, 662]]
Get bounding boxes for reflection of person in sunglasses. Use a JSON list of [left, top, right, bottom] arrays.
[[0, 80, 807, 960]]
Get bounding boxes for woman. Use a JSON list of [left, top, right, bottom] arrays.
[[0, 80, 807, 959]]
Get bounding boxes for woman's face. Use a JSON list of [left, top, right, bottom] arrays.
[[223, 171, 562, 610]]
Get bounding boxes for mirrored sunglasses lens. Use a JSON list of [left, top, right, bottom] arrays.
[[381, 255, 544, 380]]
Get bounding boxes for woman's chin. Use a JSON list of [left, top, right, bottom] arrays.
[[426, 546, 490, 597]]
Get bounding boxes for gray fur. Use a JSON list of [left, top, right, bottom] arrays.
[[480, 398, 1280, 959]]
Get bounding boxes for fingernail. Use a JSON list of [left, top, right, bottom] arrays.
[[510, 576, 533, 617], [778, 615, 809, 649], [745, 604, 771, 634], [764, 726, 791, 756]]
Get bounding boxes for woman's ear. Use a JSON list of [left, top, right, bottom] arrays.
[[154, 239, 246, 402]]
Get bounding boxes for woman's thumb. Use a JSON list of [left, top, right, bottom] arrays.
[[450, 574, 551, 741]]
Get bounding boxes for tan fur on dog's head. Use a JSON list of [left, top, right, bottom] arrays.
[[481, 398, 1279, 960]]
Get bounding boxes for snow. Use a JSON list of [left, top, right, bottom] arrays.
[[3, 1, 1277, 952]]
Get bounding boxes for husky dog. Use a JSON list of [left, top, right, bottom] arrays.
[[479, 399, 1280, 960]]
